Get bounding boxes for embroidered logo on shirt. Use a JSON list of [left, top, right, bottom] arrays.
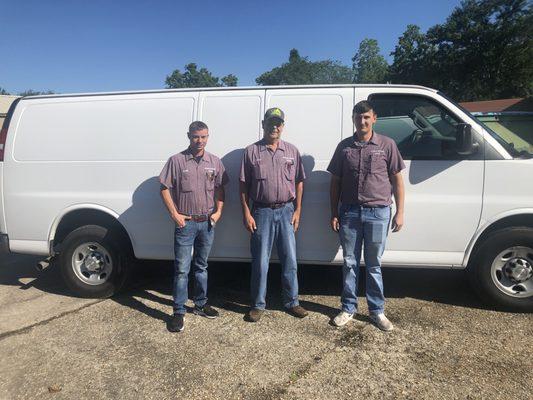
[[205, 167, 216, 181]]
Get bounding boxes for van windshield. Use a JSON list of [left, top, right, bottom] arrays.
[[437, 92, 533, 159]]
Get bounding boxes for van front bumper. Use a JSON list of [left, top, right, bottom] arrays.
[[0, 234, 10, 254]]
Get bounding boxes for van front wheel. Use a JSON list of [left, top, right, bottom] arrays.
[[59, 225, 128, 298], [469, 227, 533, 312]]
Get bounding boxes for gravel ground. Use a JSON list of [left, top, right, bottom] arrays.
[[0, 256, 531, 399]]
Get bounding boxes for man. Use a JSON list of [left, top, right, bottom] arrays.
[[327, 100, 405, 331], [239, 107, 308, 322], [159, 121, 228, 332]]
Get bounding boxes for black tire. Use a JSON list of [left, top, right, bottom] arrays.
[[59, 225, 129, 298], [468, 227, 533, 312]]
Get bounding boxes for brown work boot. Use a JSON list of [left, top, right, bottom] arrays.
[[245, 308, 264, 322], [286, 305, 309, 318]]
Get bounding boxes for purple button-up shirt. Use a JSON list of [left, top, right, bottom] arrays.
[[327, 132, 405, 207], [240, 139, 306, 204], [159, 149, 228, 215]]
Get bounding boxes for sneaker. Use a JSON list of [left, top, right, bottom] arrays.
[[245, 308, 263, 322], [286, 305, 309, 318], [332, 311, 353, 327], [193, 304, 219, 319], [168, 314, 184, 332], [369, 313, 394, 331]]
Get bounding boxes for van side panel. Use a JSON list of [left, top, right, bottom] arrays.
[[265, 88, 355, 263], [4, 93, 197, 257], [0, 163, 6, 234], [198, 90, 265, 260]]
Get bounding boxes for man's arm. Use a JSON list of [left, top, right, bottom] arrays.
[[239, 181, 256, 233], [390, 172, 405, 232], [329, 175, 341, 232], [160, 186, 190, 228], [291, 181, 304, 232], [210, 186, 225, 224]]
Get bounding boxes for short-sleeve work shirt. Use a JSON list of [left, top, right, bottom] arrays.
[[327, 132, 405, 207], [159, 149, 228, 215], [240, 139, 306, 204]]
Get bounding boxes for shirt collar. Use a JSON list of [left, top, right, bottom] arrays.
[[258, 138, 286, 152], [183, 148, 211, 163], [352, 131, 382, 146]]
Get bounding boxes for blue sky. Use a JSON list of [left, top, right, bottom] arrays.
[[1, 0, 462, 94]]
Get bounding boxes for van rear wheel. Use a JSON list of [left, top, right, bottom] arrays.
[[468, 227, 533, 312], [59, 225, 128, 298]]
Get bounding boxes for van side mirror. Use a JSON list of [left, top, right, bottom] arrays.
[[455, 123, 479, 155]]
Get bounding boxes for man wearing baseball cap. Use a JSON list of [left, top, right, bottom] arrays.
[[239, 108, 308, 322]]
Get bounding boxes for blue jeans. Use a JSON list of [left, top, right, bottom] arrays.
[[339, 204, 391, 315], [173, 220, 214, 315], [250, 202, 299, 310]]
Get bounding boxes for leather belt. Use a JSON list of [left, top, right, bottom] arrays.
[[189, 214, 210, 222], [254, 201, 289, 209]]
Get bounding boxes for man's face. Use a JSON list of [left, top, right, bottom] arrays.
[[262, 117, 284, 140], [188, 128, 209, 152], [353, 110, 377, 135]]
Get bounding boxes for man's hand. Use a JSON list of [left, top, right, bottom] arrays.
[[291, 209, 301, 232], [391, 212, 404, 232], [210, 211, 221, 225], [243, 212, 257, 233], [173, 212, 191, 228], [330, 216, 340, 232]]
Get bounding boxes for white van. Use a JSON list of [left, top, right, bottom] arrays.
[[1, 85, 532, 311]]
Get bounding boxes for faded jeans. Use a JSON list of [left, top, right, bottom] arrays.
[[339, 204, 391, 315], [250, 202, 299, 310], [173, 220, 214, 315]]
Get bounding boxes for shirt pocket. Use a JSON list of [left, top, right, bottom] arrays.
[[253, 160, 266, 180], [346, 151, 360, 173], [180, 170, 193, 192], [370, 152, 387, 174], [205, 168, 216, 191], [283, 158, 295, 181]]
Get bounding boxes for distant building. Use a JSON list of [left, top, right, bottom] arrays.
[[0, 95, 19, 127], [460, 97, 533, 113]]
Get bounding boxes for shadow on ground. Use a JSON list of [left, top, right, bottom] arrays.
[[0, 254, 489, 327]]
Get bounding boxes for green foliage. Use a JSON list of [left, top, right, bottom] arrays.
[[220, 74, 238, 87], [256, 49, 353, 85], [352, 39, 389, 84], [0, 87, 10, 95], [165, 63, 238, 88], [389, 25, 433, 86], [18, 89, 55, 96], [390, 0, 533, 101]]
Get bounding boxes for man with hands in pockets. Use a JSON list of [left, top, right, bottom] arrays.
[[159, 121, 228, 332]]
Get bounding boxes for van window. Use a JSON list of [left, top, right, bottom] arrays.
[[369, 94, 479, 160]]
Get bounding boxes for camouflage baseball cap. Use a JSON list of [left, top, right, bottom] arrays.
[[264, 107, 285, 122]]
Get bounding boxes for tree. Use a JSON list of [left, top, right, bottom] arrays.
[[220, 74, 238, 87], [255, 49, 353, 85], [165, 63, 238, 88], [0, 87, 10, 95], [351, 39, 389, 84], [425, 0, 532, 100], [18, 89, 55, 96], [389, 25, 434, 86]]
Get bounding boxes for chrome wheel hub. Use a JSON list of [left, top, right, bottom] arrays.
[[71, 242, 113, 286], [491, 247, 533, 298]]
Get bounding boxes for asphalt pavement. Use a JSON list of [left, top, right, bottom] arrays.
[[0, 253, 531, 399]]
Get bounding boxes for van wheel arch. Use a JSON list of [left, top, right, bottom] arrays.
[[53, 209, 134, 297], [467, 224, 533, 312]]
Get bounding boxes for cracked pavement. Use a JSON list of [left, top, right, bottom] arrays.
[[0, 254, 532, 399]]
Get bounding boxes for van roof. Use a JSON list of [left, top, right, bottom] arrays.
[[19, 84, 438, 100]]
